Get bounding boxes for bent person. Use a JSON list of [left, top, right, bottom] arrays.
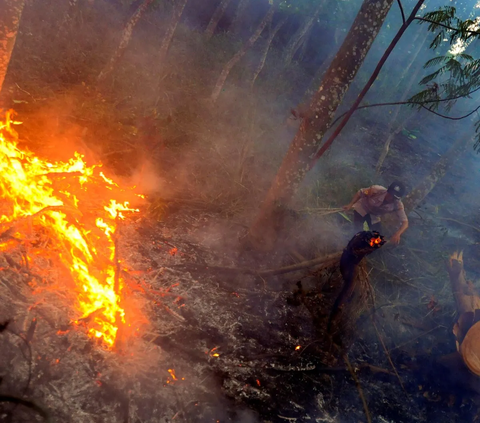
[[342, 181, 409, 245]]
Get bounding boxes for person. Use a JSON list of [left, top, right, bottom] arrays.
[[342, 181, 409, 245]]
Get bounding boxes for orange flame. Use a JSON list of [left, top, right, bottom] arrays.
[[369, 237, 382, 247], [0, 111, 143, 348]]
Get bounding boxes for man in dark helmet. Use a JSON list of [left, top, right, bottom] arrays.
[[342, 181, 409, 245]]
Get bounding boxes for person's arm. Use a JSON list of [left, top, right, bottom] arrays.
[[343, 191, 361, 210], [390, 206, 409, 244], [343, 188, 367, 210]]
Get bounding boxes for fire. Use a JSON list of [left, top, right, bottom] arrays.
[[369, 236, 382, 247], [0, 111, 143, 348]]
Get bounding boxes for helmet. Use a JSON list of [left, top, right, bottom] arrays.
[[387, 181, 406, 199]]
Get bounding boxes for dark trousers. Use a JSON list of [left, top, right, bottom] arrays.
[[353, 211, 382, 233]]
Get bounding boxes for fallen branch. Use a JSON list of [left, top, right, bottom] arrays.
[[372, 320, 408, 396], [437, 217, 480, 233], [174, 251, 343, 277], [344, 354, 372, 423]]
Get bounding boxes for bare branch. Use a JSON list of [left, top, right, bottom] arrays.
[[397, 0, 406, 24]]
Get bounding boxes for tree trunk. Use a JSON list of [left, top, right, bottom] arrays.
[[375, 33, 428, 174], [403, 134, 469, 214], [97, 0, 154, 82], [158, 0, 189, 62], [205, 0, 232, 41], [283, 1, 324, 66], [0, 0, 25, 95], [374, 112, 414, 175], [211, 4, 274, 103], [297, 26, 312, 62], [229, 0, 249, 35], [250, 15, 287, 88], [248, 0, 396, 251]]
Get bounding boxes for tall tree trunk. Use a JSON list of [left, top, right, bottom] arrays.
[[283, 1, 324, 66], [97, 0, 154, 82], [211, 4, 274, 103], [374, 111, 415, 175], [375, 34, 428, 174], [158, 0, 189, 62], [403, 134, 469, 214], [248, 0, 396, 251], [251, 15, 287, 88], [297, 26, 312, 62], [0, 0, 25, 95], [229, 0, 249, 35], [205, 0, 232, 41]]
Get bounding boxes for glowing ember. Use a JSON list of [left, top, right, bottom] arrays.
[[168, 368, 177, 380], [369, 236, 382, 247], [0, 111, 143, 348], [295, 345, 301, 351]]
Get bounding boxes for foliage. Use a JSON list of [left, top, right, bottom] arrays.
[[410, 5, 480, 150]]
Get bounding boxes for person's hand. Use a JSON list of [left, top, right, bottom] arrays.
[[390, 233, 401, 245], [342, 204, 352, 211]]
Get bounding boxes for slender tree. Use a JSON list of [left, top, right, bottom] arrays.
[[248, 0, 400, 251], [211, 1, 275, 102], [158, 0, 189, 62], [375, 34, 429, 174], [0, 0, 25, 94], [229, 0, 249, 35], [283, 0, 325, 66], [251, 15, 287, 88], [205, 0, 232, 40], [403, 134, 469, 213], [97, 0, 154, 82]]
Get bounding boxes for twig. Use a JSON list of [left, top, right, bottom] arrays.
[[388, 325, 442, 352], [159, 302, 186, 323], [344, 354, 372, 423], [436, 217, 480, 233], [372, 320, 408, 396], [397, 0, 406, 24]]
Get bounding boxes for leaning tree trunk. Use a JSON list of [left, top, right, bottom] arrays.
[[158, 0, 189, 62], [251, 15, 287, 88], [211, 3, 274, 103], [229, 0, 249, 35], [0, 0, 25, 95], [283, 1, 325, 66], [402, 134, 469, 214], [97, 0, 154, 82], [247, 0, 396, 251], [205, 0, 232, 41]]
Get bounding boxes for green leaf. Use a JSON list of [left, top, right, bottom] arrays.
[[338, 212, 352, 223]]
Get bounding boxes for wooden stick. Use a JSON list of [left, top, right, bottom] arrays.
[[175, 251, 343, 277], [372, 320, 408, 396], [344, 354, 372, 423]]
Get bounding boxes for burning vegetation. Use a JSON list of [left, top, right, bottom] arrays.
[[0, 110, 144, 348]]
